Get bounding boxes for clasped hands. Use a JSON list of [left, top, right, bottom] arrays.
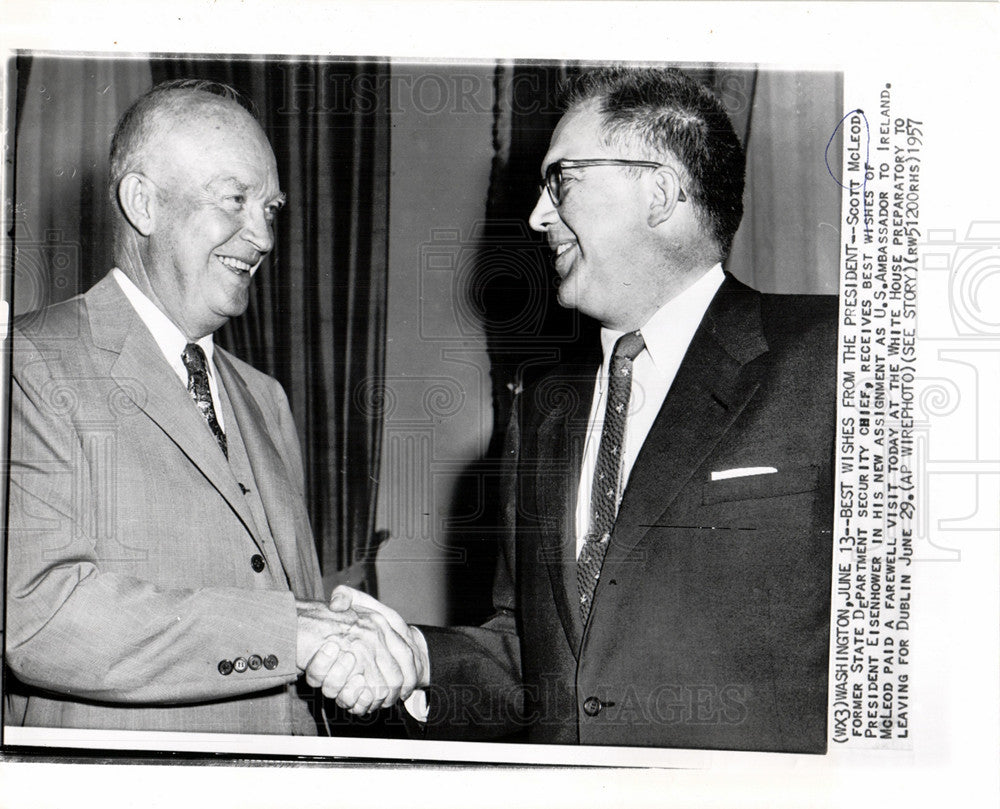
[[296, 586, 428, 715]]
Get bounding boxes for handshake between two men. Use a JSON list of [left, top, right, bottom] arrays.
[[6, 67, 834, 749], [296, 588, 428, 716]]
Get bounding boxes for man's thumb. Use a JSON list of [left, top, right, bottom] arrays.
[[328, 586, 353, 611]]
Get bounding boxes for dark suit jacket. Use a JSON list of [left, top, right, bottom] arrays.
[[419, 277, 837, 752], [5, 272, 325, 734]]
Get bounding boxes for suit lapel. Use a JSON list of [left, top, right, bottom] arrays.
[[534, 366, 596, 655], [86, 274, 264, 550], [601, 279, 770, 578], [214, 352, 316, 597]]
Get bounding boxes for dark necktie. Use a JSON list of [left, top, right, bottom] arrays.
[[577, 330, 645, 623], [181, 342, 228, 459]]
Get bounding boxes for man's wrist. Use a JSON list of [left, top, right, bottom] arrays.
[[408, 625, 431, 688], [402, 627, 430, 724]]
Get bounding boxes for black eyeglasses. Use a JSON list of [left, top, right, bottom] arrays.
[[539, 158, 687, 206]]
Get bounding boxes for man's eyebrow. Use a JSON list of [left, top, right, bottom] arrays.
[[207, 177, 285, 208]]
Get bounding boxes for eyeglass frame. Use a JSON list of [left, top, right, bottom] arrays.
[[539, 158, 687, 206]]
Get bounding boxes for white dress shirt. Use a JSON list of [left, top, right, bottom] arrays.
[[574, 263, 724, 557], [112, 268, 225, 431]]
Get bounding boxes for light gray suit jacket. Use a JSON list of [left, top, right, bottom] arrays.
[[5, 271, 325, 734]]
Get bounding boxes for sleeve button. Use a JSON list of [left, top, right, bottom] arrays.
[[263, 654, 279, 670], [233, 657, 248, 674], [248, 654, 263, 671], [218, 659, 234, 676]]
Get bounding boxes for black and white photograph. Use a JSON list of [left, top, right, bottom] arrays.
[[0, 2, 997, 808]]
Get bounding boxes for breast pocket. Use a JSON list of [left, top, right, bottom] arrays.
[[701, 464, 821, 505]]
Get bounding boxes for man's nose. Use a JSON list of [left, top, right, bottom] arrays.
[[243, 205, 274, 253], [528, 187, 558, 232]]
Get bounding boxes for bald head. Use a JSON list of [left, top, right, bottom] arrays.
[[108, 80, 260, 203], [109, 80, 284, 340]]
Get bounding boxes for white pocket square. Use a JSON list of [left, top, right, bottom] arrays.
[[710, 467, 778, 481]]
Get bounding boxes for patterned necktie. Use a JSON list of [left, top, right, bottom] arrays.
[[181, 342, 228, 459], [577, 329, 645, 623]]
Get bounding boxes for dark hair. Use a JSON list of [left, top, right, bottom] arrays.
[[560, 67, 745, 259], [108, 79, 259, 201]]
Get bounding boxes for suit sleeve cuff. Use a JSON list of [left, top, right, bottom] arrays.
[[402, 626, 430, 722]]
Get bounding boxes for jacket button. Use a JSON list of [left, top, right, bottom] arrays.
[[250, 554, 266, 572], [247, 654, 263, 671], [218, 659, 234, 676], [263, 654, 279, 670], [582, 696, 603, 717], [233, 657, 248, 674]]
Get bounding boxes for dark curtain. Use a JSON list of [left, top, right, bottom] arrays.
[[11, 55, 390, 589], [471, 63, 596, 451], [10, 57, 155, 309]]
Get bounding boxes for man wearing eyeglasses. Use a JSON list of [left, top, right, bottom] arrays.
[[319, 67, 836, 753]]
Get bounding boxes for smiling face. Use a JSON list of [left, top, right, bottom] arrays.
[[529, 102, 696, 332], [528, 101, 711, 331], [137, 100, 284, 339]]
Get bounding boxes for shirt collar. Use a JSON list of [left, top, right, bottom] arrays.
[[112, 268, 217, 375], [598, 263, 725, 373]]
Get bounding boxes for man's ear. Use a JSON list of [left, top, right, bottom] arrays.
[[117, 173, 157, 237], [647, 166, 685, 228]]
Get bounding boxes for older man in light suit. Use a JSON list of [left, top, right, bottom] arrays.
[[5, 80, 421, 734]]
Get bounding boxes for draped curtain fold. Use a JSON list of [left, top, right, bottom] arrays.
[[473, 64, 596, 449], [11, 57, 155, 308], [12, 55, 390, 585]]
